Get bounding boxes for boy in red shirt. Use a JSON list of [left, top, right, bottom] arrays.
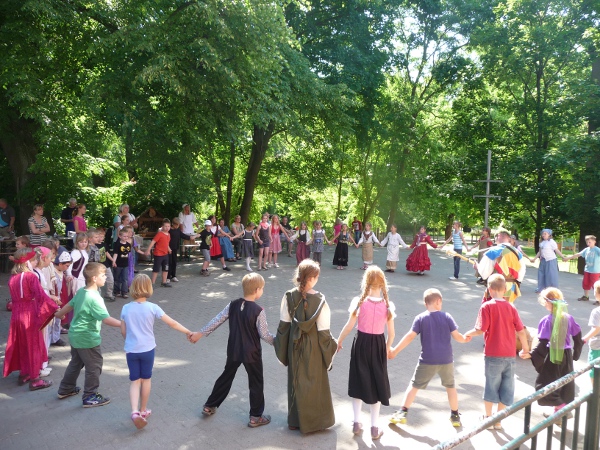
[[146, 219, 172, 288], [465, 274, 529, 430]]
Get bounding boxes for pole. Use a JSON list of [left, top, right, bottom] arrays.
[[474, 150, 502, 229]]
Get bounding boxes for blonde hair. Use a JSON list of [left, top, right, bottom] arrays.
[[538, 287, 564, 307], [294, 259, 320, 299], [242, 273, 265, 296], [11, 248, 39, 274], [130, 274, 154, 299], [75, 232, 89, 249], [424, 288, 442, 305], [487, 273, 506, 292], [83, 262, 106, 284], [353, 266, 392, 319]]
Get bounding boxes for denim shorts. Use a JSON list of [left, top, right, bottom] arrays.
[[126, 349, 155, 381], [484, 356, 515, 405]]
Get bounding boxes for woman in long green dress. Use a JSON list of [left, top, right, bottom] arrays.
[[274, 260, 338, 433]]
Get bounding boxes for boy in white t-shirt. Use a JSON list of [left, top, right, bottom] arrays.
[[583, 281, 600, 382]]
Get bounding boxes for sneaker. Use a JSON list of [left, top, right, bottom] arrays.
[[246, 267, 253, 272], [200, 270, 210, 277], [248, 414, 271, 428], [161, 282, 172, 288], [39, 367, 52, 377], [58, 386, 81, 399], [450, 412, 462, 427], [83, 393, 111, 408], [274, 263, 279, 268], [390, 409, 407, 424], [165, 278, 171, 283], [51, 339, 66, 347], [171, 277, 179, 282], [222, 266, 231, 271], [105, 297, 116, 303], [448, 276, 458, 281], [577, 295, 590, 302]]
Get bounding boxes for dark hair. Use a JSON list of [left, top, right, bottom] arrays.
[[162, 218, 171, 225]]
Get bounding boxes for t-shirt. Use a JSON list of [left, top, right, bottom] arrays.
[[68, 288, 110, 348], [121, 301, 165, 353], [412, 310, 458, 365], [73, 216, 87, 233], [539, 239, 558, 261], [476, 298, 524, 357], [0, 204, 15, 228], [588, 307, 600, 351], [61, 206, 77, 232], [152, 231, 170, 256], [113, 240, 132, 268], [199, 229, 212, 250], [352, 220, 362, 231], [178, 212, 197, 235], [582, 246, 600, 273], [537, 313, 581, 349], [28, 216, 48, 246]]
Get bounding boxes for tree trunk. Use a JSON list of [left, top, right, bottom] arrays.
[[336, 157, 343, 220], [239, 122, 275, 224], [224, 141, 236, 225]]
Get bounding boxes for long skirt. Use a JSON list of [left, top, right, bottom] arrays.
[[406, 245, 431, 272], [210, 236, 223, 260], [536, 349, 574, 406], [348, 331, 390, 405], [296, 241, 310, 264], [362, 242, 374, 264], [270, 233, 282, 253], [333, 243, 349, 267], [219, 237, 235, 259], [538, 258, 559, 290]]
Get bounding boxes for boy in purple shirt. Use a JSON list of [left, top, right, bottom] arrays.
[[388, 288, 471, 427]]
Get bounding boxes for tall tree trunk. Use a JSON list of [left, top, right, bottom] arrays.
[[239, 122, 275, 224], [336, 157, 343, 220], [224, 141, 236, 225]]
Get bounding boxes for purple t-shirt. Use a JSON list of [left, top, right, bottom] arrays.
[[412, 310, 458, 365], [537, 314, 581, 349]]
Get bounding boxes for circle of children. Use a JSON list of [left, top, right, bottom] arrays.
[[4, 200, 600, 437]]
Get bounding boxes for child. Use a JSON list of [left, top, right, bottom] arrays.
[[55, 263, 121, 407], [113, 228, 132, 297], [3, 248, 58, 390], [145, 219, 172, 288], [583, 281, 600, 380], [520, 288, 582, 420], [470, 227, 494, 284], [67, 232, 89, 291], [355, 222, 380, 270], [51, 250, 77, 333], [233, 222, 257, 272], [564, 235, 600, 303], [332, 223, 355, 270], [208, 215, 231, 272], [9, 235, 30, 261], [442, 221, 469, 281], [189, 273, 274, 428], [168, 217, 192, 282], [121, 274, 192, 429], [464, 274, 530, 430], [406, 226, 438, 275], [268, 214, 290, 268], [89, 229, 116, 302], [307, 220, 330, 266], [292, 221, 310, 265], [274, 259, 337, 433], [389, 288, 471, 428], [530, 229, 565, 292], [336, 267, 395, 439], [217, 218, 236, 262], [380, 224, 408, 273], [199, 220, 213, 277], [256, 213, 271, 270], [117, 214, 131, 233]]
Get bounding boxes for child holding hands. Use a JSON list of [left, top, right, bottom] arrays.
[[389, 288, 470, 428], [583, 281, 600, 380], [337, 266, 395, 440], [120, 274, 193, 429], [189, 273, 274, 428]]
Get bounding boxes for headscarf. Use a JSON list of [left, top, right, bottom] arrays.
[[541, 228, 553, 237]]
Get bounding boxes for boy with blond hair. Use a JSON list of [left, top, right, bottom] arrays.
[[189, 273, 274, 427], [565, 235, 600, 303]]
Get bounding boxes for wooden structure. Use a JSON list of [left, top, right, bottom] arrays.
[[137, 207, 165, 238]]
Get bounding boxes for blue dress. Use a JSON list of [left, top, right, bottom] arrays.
[[219, 226, 235, 260]]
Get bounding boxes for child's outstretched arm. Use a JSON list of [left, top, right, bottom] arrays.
[[336, 313, 358, 353], [256, 311, 275, 346], [161, 313, 192, 338], [389, 330, 417, 359], [583, 326, 600, 344], [189, 303, 231, 344], [55, 303, 74, 319], [463, 328, 483, 338], [451, 329, 471, 343], [385, 318, 395, 353], [121, 320, 127, 339], [103, 317, 122, 327]]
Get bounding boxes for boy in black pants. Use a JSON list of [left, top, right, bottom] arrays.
[[189, 273, 274, 427]]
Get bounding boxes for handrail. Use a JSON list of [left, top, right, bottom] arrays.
[[432, 358, 600, 450]]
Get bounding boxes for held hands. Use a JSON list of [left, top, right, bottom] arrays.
[[336, 342, 343, 353], [519, 350, 531, 359], [387, 349, 396, 360], [188, 331, 202, 343]]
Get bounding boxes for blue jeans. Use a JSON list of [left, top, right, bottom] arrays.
[[484, 356, 515, 405], [453, 248, 462, 278], [113, 267, 129, 295], [354, 231, 361, 243]]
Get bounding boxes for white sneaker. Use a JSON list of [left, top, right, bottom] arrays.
[[448, 276, 458, 280], [40, 367, 52, 377], [165, 278, 171, 283], [274, 263, 279, 268], [246, 267, 253, 272], [265, 263, 270, 268], [171, 277, 179, 282]]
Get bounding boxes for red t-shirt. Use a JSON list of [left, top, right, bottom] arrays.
[[476, 298, 524, 357], [152, 232, 171, 257]]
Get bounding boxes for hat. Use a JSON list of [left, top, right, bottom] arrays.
[[54, 250, 73, 265], [541, 228, 553, 236], [38, 247, 51, 258], [204, 220, 212, 226], [182, 203, 190, 209]]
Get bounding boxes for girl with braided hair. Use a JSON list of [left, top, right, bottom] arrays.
[[274, 259, 337, 433], [337, 266, 395, 440]]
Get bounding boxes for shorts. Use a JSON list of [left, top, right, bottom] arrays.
[[152, 255, 169, 273], [201, 249, 211, 260], [126, 349, 155, 381], [483, 356, 515, 405], [588, 349, 600, 378], [583, 272, 600, 291], [411, 362, 455, 389], [259, 240, 270, 249]]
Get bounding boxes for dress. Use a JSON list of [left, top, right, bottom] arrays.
[[406, 233, 438, 273], [333, 232, 350, 266], [529, 314, 583, 406], [218, 226, 235, 260], [274, 288, 337, 433], [347, 296, 394, 405], [358, 232, 380, 264], [295, 230, 310, 264], [311, 229, 326, 253], [209, 225, 223, 260], [241, 230, 255, 257], [3, 272, 58, 379], [270, 225, 282, 253], [380, 232, 408, 270]]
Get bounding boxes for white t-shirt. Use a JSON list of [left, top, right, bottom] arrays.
[[588, 307, 600, 350], [539, 239, 558, 261], [121, 301, 165, 353], [178, 212, 197, 235]]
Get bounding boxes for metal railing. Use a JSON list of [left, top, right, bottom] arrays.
[[433, 359, 600, 450]]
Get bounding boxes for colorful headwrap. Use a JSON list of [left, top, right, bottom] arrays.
[[541, 228, 553, 237], [549, 298, 569, 364], [13, 250, 36, 264]]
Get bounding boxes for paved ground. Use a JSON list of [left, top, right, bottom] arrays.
[[0, 244, 596, 449]]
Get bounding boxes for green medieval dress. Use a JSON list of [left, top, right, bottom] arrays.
[[274, 288, 337, 433]]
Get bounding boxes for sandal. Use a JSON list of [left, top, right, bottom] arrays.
[[202, 405, 217, 416], [29, 379, 53, 391], [141, 409, 152, 419], [288, 425, 299, 430], [131, 411, 147, 430], [18, 374, 31, 386], [248, 414, 271, 428]]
